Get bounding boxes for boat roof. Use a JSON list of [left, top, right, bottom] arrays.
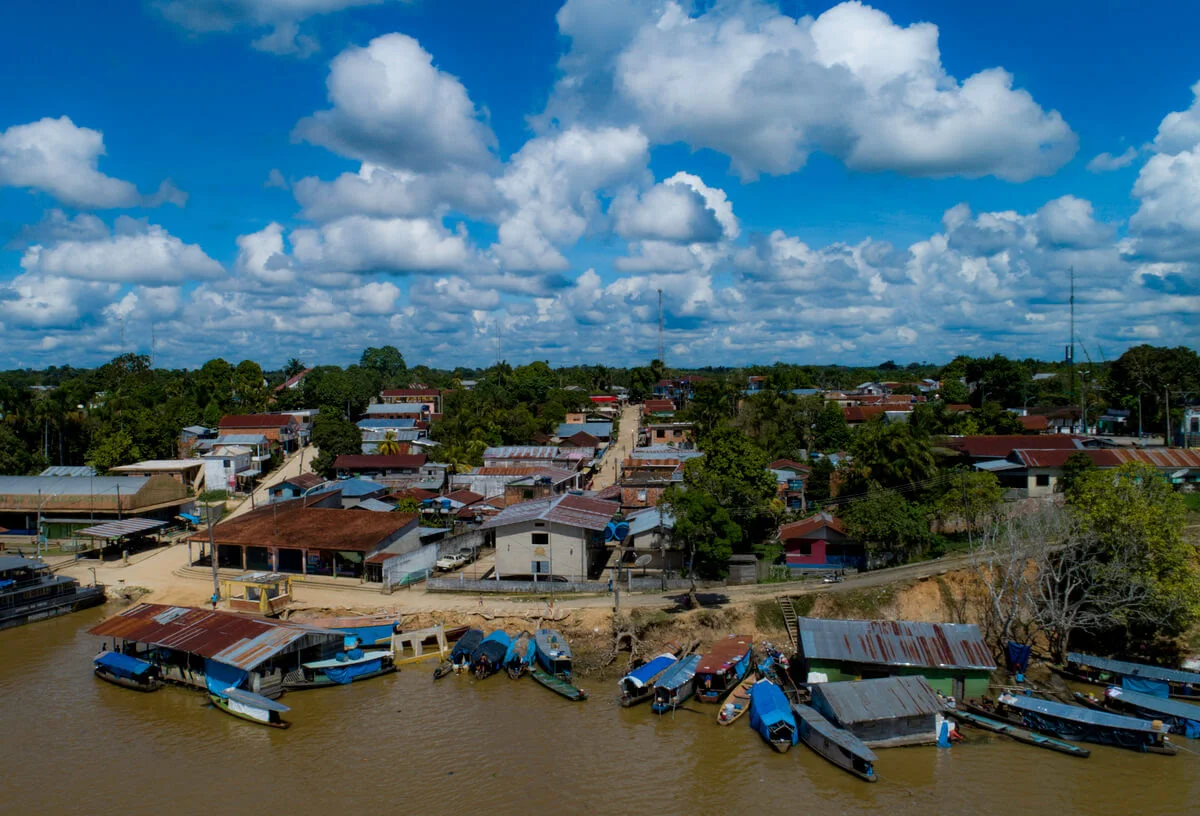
[[657, 654, 701, 687], [302, 650, 390, 669], [1108, 688, 1200, 723], [793, 704, 878, 761], [813, 675, 944, 724], [0, 555, 49, 572], [222, 687, 290, 712], [1069, 652, 1200, 685], [624, 654, 677, 687], [1001, 693, 1168, 733], [94, 651, 155, 676], [696, 635, 752, 674], [535, 629, 571, 658], [482, 631, 512, 646]]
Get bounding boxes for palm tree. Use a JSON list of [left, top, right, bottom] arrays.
[[376, 430, 403, 456], [284, 358, 306, 379]]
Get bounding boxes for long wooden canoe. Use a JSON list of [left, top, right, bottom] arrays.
[[531, 666, 588, 701], [950, 709, 1090, 758]]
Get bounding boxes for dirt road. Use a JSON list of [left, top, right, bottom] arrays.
[[223, 445, 319, 521], [591, 402, 638, 490]]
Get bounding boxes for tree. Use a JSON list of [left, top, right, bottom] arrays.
[[1108, 345, 1200, 434], [933, 470, 1003, 535], [309, 410, 363, 478], [685, 379, 737, 441], [812, 401, 851, 452], [360, 346, 407, 386], [970, 401, 1023, 434], [680, 426, 776, 542], [844, 419, 937, 495], [840, 491, 932, 566], [939, 378, 970, 404], [965, 355, 1029, 408], [665, 487, 741, 580], [376, 431, 403, 456], [806, 457, 835, 505], [0, 423, 47, 475], [283, 358, 307, 379], [1059, 451, 1096, 499], [86, 428, 141, 472], [233, 360, 269, 413]]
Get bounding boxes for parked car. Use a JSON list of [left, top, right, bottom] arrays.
[[436, 554, 468, 572], [821, 574, 844, 584], [457, 547, 476, 563]]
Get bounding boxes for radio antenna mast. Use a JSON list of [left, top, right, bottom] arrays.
[[1068, 266, 1075, 403], [657, 288, 664, 365]]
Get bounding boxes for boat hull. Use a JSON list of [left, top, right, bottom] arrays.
[[531, 666, 587, 701], [0, 586, 106, 631], [284, 665, 396, 691], [210, 694, 289, 729], [950, 710, 1090, 758], [794, 704, 879, 782], [94, 667, 161, 692]]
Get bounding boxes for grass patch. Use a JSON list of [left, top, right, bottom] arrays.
[[1182, 494, 1200, 513], [928, 533, 972, 558], [791, 595, 817, 617], [821, 585, 897, 618], [754, 600, 786, 633], [199, 489, 230, 502]]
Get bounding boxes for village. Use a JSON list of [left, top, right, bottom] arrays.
[[3, 348, 1200, 778]]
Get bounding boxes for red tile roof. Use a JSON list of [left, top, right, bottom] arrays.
[[943, 434, 1082, 459], [842, 405, 886, 422], [643, 399, 676, 412], [273, 368, 313, 393], [563, 431, 601, 447], [1018, 415, 1050, 431], [445, 489, 483, 505], [473, 467, 546, 476], [334, 454, 427, 470], [769, 459, 810, 472], [779, 512, 847, 540], [219, 414, 295, 429], [389, 488, 438, 502]]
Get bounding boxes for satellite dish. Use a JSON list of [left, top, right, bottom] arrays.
[[633, 554, 652, 568]]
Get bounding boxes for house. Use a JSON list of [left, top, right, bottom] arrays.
[[190, 495, 419, 579], [560, 431, 601, 449], [618, 507, 682, 572], [89, 602, 347, 697], [360, 428, 423, 455], [769, 461, 810, 510], [0, 474, 194, 541], [939, 434, 1086, 463], [778, 513, 862, 570], [109, 460, 206, 494], [641, 422, 694, 446], [356, 417, 418, 432], [362, 402, 428, 421], [178, 425, 215, 456], [482, 446, 566, 470], [1182, 405, 1200, 448], [274, 367, 313, 393], [218, 414, 301, 453], [641, 399, 677, 418], [202, 446, 253, 494], [333, 453, 427, 481], [556, 422, 613, 442], [503, 468, 583, 505], [268, 473, 327, 503], [842, 405, 887, 427], [328, 477, 389, 508], [795, 617, 996, 699], [379, 388, 443, 414], [482, 493, 620, 581], [809, 676, 944, 748], [1017, 415, 1050, 434], [983, 447, 1200, 498]]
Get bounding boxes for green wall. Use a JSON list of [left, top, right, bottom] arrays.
[[808, 659, 990, 699]]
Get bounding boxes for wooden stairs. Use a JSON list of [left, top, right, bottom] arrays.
[[777, 596, 799, 651]]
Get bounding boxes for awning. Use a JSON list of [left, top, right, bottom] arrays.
[[76, 518, 168, 539], [975, 460, 1023, 472]]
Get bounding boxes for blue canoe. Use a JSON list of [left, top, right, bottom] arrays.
[[749, 679, 798, 753], [998, 692, 1175, 753], [450, 629, 484, 670], [619, 653, 679, 707], [471, 631, 512, 678], [93, 651, 161, 691], [535, 629, 574, 677]]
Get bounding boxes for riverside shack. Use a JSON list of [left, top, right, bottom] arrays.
[[810, 676, 944, 747], [796, 617, 995, 699], [89, 603, 345, 698]]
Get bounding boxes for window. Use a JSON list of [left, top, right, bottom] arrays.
[[522, 489, 534, 499], [1035, 474, 1051, 487], [1191, 417, 1199, 433], [637, 489, 647, 502], [655, 429, 665, 439], [531, 560, 550, 574], [795, 540, 812, 556], [532, 532, 549, 547]]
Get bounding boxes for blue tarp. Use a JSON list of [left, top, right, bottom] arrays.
[[324, 658, 383, 684], [623, 654, 677, 689], [1006, 642, 1032, 673], [204, 659, 249, 697], [1122, 676, 1170, 698], [749, 680, 799, 746], [95, 651, 155, 679], [179, 513, 200, 524]]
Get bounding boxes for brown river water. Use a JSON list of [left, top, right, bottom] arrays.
[[3, 605, 1199, 816]]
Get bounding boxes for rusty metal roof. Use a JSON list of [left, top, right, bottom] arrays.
[[89, 603, 344, 670], [696, 635, 753, 675], [480, 493, 618, 532], [813, 675, 944, 724], [798, 617, 995, 671]]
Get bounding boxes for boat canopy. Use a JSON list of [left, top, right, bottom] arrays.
[[1069, 652, 1200, 686], [1107, 688, 1200, 737], [303, 649, 390, 670], [749, 680, 799, 745], [656, 654, 701, 689], [623, 654, 678, 689], [1001, 693, 1168, 733], [223, 687, 290, 712], [94, 651, 155, 679], [793, 704, 878, 761]]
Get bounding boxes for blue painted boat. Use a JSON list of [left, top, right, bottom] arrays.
[[505, 631, 537, 679], [651, 654, 701, 714], [749, 679, 798, 753], [619, 652, 678, 707], [1058, 652, 1200, 700], [93, 651, 161, 692], [1104, 687, 1200, 738], [471, 631, 511, 679], [694, 635, 754, 704], [449, 628, 484, 674], [284, 649, 395, 690], [535, 629, 573, 677], [998, 692, 1176, 754]]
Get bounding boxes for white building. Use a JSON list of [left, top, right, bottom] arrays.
[[481, 493, 618, 581], [202, 445, 252, 493]]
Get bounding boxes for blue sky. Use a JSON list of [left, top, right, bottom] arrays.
[[0, 0, 1197, 370]]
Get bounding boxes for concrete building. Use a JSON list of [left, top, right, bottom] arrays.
[[778, 513, 863, 571], [109, 460, 206, 494], [810, 676, 944, 747], [202, 446, 253, 494], [981, 446, 1200, 498], [795, 617, 995, 699], [481, 493, 618, 581], [218, 414, 301, 453], [0, 475, 194, 539]]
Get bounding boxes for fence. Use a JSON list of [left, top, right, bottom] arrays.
[[426, 576, 704, 594]]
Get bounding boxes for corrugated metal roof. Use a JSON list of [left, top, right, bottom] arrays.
[[792, 703, 878, 761], [481, 493, 618, 531], [556, 422, 613, 438], [355, 498, 396, 513], [110, 460, 205, 471], [89, 603, 343, 670], [356, 418, 417, 429], [335, 477, 388, 497], [813, 676, 943, 724], [39, 465, 96, 477], [1108, 687, 1200, 722], [1000, 693, 1168, 733], [214, 434, 268, 446], [1069, 652, 1200, 685], [696, 635, 753, 674], [76, 518, 168, 538], [0, 475, 150, 496], [483, 446, 562, 459], [625, 507, 675, 536], [364, 403, 424, 415], [799, 617, 995, 671]]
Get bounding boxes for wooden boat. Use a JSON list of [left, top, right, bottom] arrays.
[[283, 649, 395, 690], [793, 703, 878, 782], [694, 635, 754, 704], [93, 651, 161, 692], [449, 628, 484, 675], [534, 629, 574, 677], [950, 708, 1090, 758], [302, 615, 400, 647], [471, 631, 511, 679], [531, 666, 588, 701], [1073, 691, 1107, 711], [717, 669, 758, 725], [997, 692, 1176, 754], [1056, 652, 1200, 700], [749, 679, 798, 753], [1103, 687, 1200, 738], [619, 652, 679, 707], [505, 631, 537, 679], [962, 699, 1027, 729], [210, 687, 290, 728], [651, 654, 701, 714]]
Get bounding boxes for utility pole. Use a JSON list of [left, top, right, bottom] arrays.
[[1079, 371, 1088, 436], [206, 500, 219, 610], [1165, 387, 1172, 448], [1067, 266, 1075, 405]]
